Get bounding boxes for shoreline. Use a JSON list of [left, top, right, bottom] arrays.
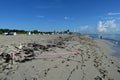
[[87, 33, 120, 57], [103, 40, 120, 57]]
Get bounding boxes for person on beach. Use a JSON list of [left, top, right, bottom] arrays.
[[100, 36, 102, 39]]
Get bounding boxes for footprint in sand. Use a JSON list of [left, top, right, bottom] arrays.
[[32, 77, 37, 80], [88, 56, 91, 59], [32, 66, 34, 68], [67, 68, 76, 80], [66, 64, 69, 67], [98, 68, 108, 79], [51, 59, 54, 61], [61, 60, 65, 63], [44, 68, 50, 77], [111, 61, 114, 64], [67, 58, 70, 61], [110, 60, 114, 64], [76, 65, 78, 70], [39, 68, 51, 79], [53, 65, 58, 68]]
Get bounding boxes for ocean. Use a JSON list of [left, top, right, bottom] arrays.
[[88, 34, 120, 45], [87, 34, 120, 57]]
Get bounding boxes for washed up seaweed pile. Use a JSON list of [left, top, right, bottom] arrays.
[[0, 40, 66, 64], [0, 36, 67, 76]]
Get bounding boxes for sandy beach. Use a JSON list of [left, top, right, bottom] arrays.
[[0, 34, 120, 80]]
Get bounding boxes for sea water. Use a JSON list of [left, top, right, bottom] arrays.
[[88, 34, 120, 45], [87, 34, 120, 57]]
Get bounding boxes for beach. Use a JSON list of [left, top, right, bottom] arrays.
[[0, 34, 120, 80]]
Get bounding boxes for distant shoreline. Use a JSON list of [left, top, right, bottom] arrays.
[[103, 40, 120, 57], [87, 34, 120, 57]]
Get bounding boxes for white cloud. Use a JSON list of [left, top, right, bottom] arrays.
[[104, 20, 116, 28], [64, 16, 69, 20], [98, 21, 107, 32], [97, 20, 116, 33], [36, 15, 45, 18], [80, 25, 88, 30], [104, 17, 114, 20], [64, 16, 74, 20], [108, 12, 120, 15]]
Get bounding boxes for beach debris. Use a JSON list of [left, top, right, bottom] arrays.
[[94, 76, 102, 80], [0, 45, 35, 64], [0, 52, 15, 65], [5, 54, 11, 63], [27, 43, 49, 51], [56, 41, 65, 48], [117, 69, 120, 73], [18, 43, 23, 49], [22, 48, 35, 61], [46, 44, 56, 48]]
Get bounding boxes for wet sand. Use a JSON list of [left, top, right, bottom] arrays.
[[103, 40, 120, 57]]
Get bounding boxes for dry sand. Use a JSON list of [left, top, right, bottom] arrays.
[[0, 34, 120, 80]]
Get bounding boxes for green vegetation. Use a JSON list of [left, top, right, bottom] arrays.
[[0, 29, 27, 34], [0, 28, 73, 35]]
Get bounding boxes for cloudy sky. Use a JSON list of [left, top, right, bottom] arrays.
[[0, 0, 120, 33]]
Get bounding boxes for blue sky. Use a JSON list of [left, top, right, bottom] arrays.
[[0, 0, 120, 33]]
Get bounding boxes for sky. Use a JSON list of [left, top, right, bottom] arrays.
[[0, 0, 120, 33]]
